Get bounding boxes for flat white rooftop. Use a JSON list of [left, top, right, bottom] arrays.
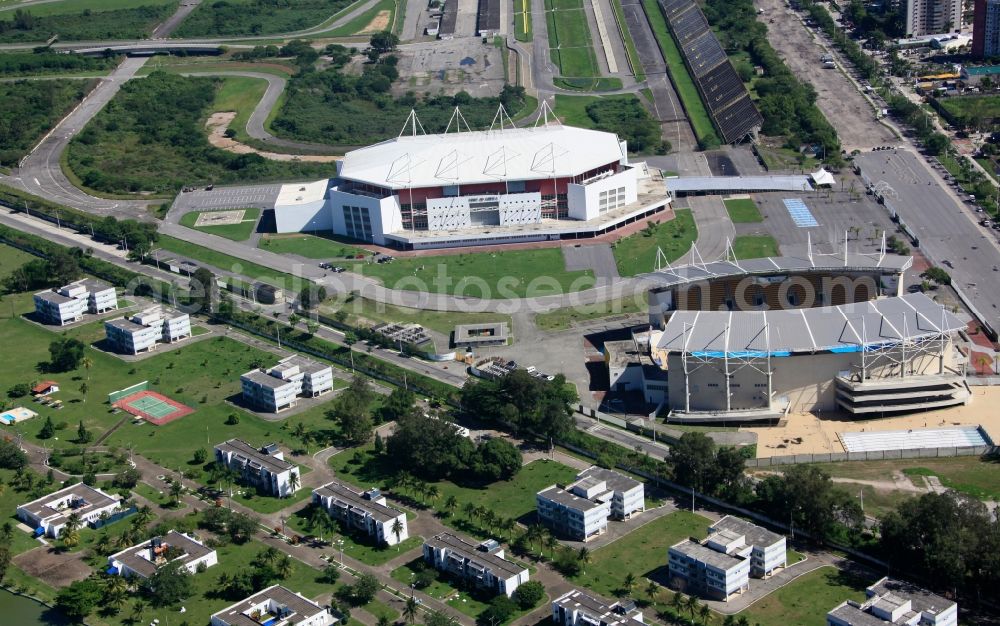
[[339, 124, 627, 190], [276, 179, 329, 206]]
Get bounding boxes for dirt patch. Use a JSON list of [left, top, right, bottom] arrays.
[[14, 546, 93, 587], [358, 10, 390, 34], [205, 112, 341, 163]]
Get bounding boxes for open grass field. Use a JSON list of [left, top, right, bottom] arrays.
[[571, 510, 709, 596], [156, 234, 310, 289], [732, 235, 779, 259], [285, 505, 424, 565], [0, 293, 338, 484], [209, 74, 270, 146], [723, 198, 763, 223], [353, 248, 595, 299], [937, 95, 1000, 129], [259, 232, 370, 259], [610, 0, 644, 81], [179, 208, 261, 241], [320, 295, 513, 339], [0, 2, 172, 42], [327, 0, 396, 36], [514, 0, 532, 41], [612, 209, 696, 276], [553, 93, 641, 127], [544, 0, 599, 81], [737, 566, 868, 626], [391, 558, 457, 600], [0, 242, 36, 281], [793, 456, 1000, 502], [533, 295, 647, 331], [640, 0, 718, 145], [175, 0, 356, 37], [0, 80, 92, 168]]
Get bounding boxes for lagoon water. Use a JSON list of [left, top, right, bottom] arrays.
[[0, 588, 68, 625]]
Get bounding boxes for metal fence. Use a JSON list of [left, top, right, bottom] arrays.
[[745, 445, 997, 468]]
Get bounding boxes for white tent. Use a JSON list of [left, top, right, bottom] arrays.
[[810, 168, 836, 187]]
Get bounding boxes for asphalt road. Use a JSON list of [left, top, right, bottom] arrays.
[[151, 0, 204, 39], [0, 56, 152, 218], [855, 149, 1000, 330]]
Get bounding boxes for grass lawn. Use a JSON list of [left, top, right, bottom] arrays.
[[544, 0, 599, 80], [514, 0, 532, 41], [155, 234, 312, 289], [723, 198, 763, 223], [353, 249, 595, 299], [327, 0, 396, 36], [330, 448, 577, 531], [732, 235, 779, 259], [937, 94, 1000, 124], [448, 590, 491, 617], [0, 243, 36, 281], [364, 598, 400, 622], [320, 295, 514, 339], [209, 75, 270, 146], [798, 457, 1000, 502], [179, 208, 261, 241], [612, 209, 696, 276], [737, 566, 868, 626], [640, 0, 718, 145], [175, 0, 356, 37], [390, 559, 457, 600], [0, 0, 176, 17], [533, 295, 647, 331], [610, 0, 644, 81], [570, 510, 710, 596], [552, 93, 643, 128], [259, 232, 371, 259]]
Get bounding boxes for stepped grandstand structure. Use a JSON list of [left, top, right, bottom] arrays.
[[657, 0, 762, 143], [636, 244, 970, 420], [271, 111, 671, 250]]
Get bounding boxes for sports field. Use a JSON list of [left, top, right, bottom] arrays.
[[514, 0, 532, 41], [114, 389, 194, 425], [544, 0, 600, 84]]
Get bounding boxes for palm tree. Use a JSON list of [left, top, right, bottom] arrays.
[[735, 617, 750, 626], [698, 604, 712, 625], [669, 592, 684, 617], [258, 546, 281, 566], [481, 509, 497, 534], [79, 381, 89, 403], [543, 532, 559, 558], [82, 356, 93, 380], [378, 616, 392, 626], [623, 573, 637, 596], [645, 580, 659, 605], [96, 533, 113, 555], [127, 600, 147, 626], [444, 495, 459, 517], [499, 517, 516, 540], [685, 595, 700, 621], [391, 518, 404, 549], [577, 547, 591, 574], [104, 575, 129, 613], [723, 616, 736, 626], [133, 505, 154, 529], [310, 506, 333, 542], [403, 596, 420, 624], [275, 555, 294, 579], [169, 479, 183, 506], [462, 501, 476, 520], [287, 471, 300, 494], [526, 524, 546, 557], [473, 505, 487, 526], [61, 526, 80, 549]]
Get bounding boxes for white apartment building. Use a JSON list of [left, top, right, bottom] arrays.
[[537, 486, 611, 541], [552, 589, 645, 626], [104, 306, 192, 354], [668, 539, 751, 601], [709, 516, 786, 577], [313, 480, 409, 546], [905, 0, 963, 37], [214, 439, 300, 498], [211, 585, 333, 626], [667, 516, 787, 601], [827, 577, 957, 626], [572, 466, 645, 520], [108, 531, 218, 579], [241, 354, 334, 413], [423, 533, 529, 597], [537, 467, 644, 541], [34, 278, 117, 325], [17, 483, 123, 538]]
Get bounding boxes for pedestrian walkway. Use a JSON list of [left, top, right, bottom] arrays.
[[783, 198, 819, 228]]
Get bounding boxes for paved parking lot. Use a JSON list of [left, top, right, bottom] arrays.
[[171, 183, 281, 213]]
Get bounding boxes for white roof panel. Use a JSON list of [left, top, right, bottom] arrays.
[[275, 179, 329, 206], [338, 125, 626, 189]]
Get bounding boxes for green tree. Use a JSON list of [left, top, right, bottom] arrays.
[[55, 577, 103, 621], [391, 517, 405, 547], [38, 415, 55, 439], [473, 437, 522, 481], [513, 580, 545, 609], [143, 560, 194, 606], [191, 267, 216, 313], [298, 285, 328, 310], [193, 448, 208, 464], [0, 439, 26, 469], [623, 572, 637, 596], [369, 31, 400, 54], [381, 387, 416, 422], [352, 572, 381, 604], [443, 494, 459, 517], [424, 610, 457, 626], [924, 133, 950, 156], [669, 432, 715, 493], [76, 420, 92, 444], [48, 337, 86, 372], [403, 596, 420, 624]]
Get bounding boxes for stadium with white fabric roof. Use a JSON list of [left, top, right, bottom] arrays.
[[271, 108, 672, 249]]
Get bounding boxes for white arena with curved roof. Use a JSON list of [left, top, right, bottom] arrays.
[[271, 120, 671, 249]]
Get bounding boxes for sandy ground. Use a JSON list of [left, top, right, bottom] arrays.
[[206, 112, 341, 163], [745, 386, 1000, 458], [359, 10, 390, 34]]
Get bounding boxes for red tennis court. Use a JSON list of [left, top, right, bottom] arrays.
[[113, 390, 193, 426]]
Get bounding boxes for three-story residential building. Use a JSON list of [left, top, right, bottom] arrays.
[[423, 533, 529, 597], [214, 439, 300, 497], [312, 480, 409, 546]]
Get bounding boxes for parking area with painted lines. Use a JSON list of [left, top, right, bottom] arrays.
[[171, 183, 282, 212], [783, 198, 819, 227]]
